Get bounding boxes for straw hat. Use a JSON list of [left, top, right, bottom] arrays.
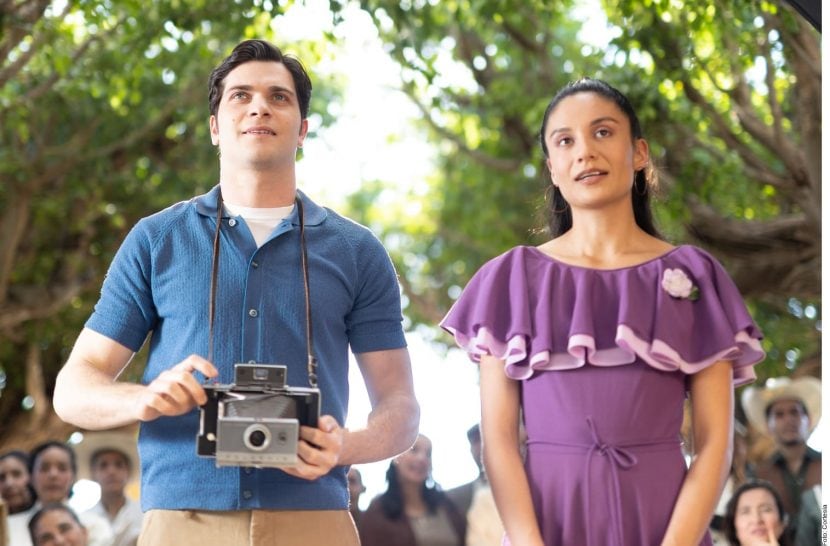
[[741, 376, 821, 436], [74, 428, 140, 481]]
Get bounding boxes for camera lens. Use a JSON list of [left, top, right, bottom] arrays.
[[243, 424, 271, 451], [249, 429, 266, 447]]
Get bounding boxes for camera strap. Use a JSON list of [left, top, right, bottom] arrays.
[[208, 190, 319, 388]]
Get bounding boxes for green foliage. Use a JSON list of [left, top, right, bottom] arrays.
[[0, 0, 345, 439], [339, 0, 820, 380]]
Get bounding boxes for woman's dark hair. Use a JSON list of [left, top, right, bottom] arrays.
[[539, 78, 660, 238], [378, 460, 445, 520], [28, 502, 85, 544], [208, 39, 312, 120], [723, 480, 790, 546], [29, 441, 78, 478], [0, 450, 37, 512]]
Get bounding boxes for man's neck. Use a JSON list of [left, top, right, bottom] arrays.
[[219, 169, 297, 208], [777, 441, 808, 474], [100, 491, 127, 520]]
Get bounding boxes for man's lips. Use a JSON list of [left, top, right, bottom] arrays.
[[243, 126, 276, 135]]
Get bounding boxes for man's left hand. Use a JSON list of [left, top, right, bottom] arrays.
[[282, 415, 343, 480]]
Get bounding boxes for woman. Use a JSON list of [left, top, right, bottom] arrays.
[[28, 503, 89, 546], [3, 450, 38, 546], [359, 434, 464, 546], [723, 481, 789, 546], [441, 79, 764, 546], [27, 441, 112, 546], [0, 450, 36, 514]]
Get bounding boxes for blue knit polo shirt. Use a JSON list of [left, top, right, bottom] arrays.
[[86, 185, 407, 511]]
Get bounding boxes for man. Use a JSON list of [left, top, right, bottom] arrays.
[[446, 423, 506, 546], [741, 376, 821, 533], [446, 424, 484, 520], [54, 39, 419, 546], [77, 430, 143, 546], [346, 467, 366, 524]]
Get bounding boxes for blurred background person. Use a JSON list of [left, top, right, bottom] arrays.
[[446, 425, 483, 523], [359, 434, 464, 546], [348, 467, 367, 525], [0, 451, 36, 515], [711, 421, 754, 544], [742, 376, 821, 543], [76, 431, 142, 546], [27, 441, 112, 546], [793, 485, 820, 546], [723, 480, 789, 546], [28, 503, 89, 546], [1, 450, 38, 546], [446, 423, 506, 546]]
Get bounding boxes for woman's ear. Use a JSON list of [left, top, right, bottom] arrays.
[[634, 138, 649, 171]]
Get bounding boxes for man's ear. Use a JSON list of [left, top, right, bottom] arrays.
[[210, 115, 219, 146], [297, 118, 309, 149]]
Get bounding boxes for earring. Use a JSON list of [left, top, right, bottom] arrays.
[[551, 186, 569, 214]]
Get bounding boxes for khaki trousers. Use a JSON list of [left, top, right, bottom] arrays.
[[137, 509, 360, 546]]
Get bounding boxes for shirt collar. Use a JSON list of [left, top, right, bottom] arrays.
[[194, 184, 327, 227]]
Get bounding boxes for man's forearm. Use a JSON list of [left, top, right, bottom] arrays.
[[54, 363, 146, 429], [338, 393, 420, 465]]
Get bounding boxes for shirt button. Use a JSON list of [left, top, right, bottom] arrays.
[[228, 218, 237, 227], [248, 309, 258, 318], [248, 360, 256, 364], [251, 261, 259, 268], [242, 490, 252, 499], [244, 468, 253, 475]]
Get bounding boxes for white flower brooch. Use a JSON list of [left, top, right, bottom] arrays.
[[661, 268, 699, 301]]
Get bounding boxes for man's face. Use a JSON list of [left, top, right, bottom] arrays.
[[766, 398, 810, 447], [209, 60, 308, 174], [90, 450, 130, 496]]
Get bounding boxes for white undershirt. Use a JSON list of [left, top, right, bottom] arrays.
[[222, 202, 295, 247]]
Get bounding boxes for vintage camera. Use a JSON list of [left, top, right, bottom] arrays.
[[197, 363, 320, 468]]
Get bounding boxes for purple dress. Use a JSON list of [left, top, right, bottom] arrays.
[[440, 245, 764, 546]]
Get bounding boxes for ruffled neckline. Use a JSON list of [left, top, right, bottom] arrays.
[[441, 245, 764, 386]]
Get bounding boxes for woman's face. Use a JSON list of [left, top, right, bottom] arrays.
[[394, 435, 432, 485], [543, 92, 648, 212], [31, 508, 88, 546], [0, 456, 33, 512], [734, 487, 785, 545], [32, 447, 75, 504]]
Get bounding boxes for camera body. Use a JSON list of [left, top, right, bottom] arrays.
[[197, 363, 320, 468]]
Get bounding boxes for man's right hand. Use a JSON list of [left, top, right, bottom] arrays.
[[137, 355, 219, 421]]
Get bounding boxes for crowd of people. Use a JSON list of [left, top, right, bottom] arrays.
[[0, 430, 142, 546], [0, 37, 822, 546]]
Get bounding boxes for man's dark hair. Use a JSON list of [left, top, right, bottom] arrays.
[[466, 423, 481, 443], [90, 448, 131, 471], [539, 78, 660, 239], [208, 39, 312, 119]]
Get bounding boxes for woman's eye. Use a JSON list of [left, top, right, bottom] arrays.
[[556, 137, 572, 147], [596, 128, 611, 137]]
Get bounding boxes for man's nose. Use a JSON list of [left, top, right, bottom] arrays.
[[249, 94, 271, 116]]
